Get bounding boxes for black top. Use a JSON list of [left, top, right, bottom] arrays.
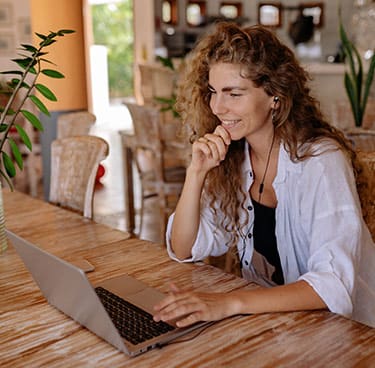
[[252, 199, 284, 285]]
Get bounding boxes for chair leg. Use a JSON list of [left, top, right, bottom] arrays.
[[158, 195, 168, 245], [138, 189, 145, 238], [139, 190, 158, 238]]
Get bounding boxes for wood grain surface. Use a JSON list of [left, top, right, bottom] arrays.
[[0, 190, 374, 367]]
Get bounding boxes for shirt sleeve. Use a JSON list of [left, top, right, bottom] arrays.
[[165, 197, 232, 262], [297, 149, 363, 317]]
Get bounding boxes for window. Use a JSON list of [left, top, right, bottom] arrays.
[[219, 2, 243, 19], [258, 3, 282, 27], [301, 2, 324, 28], [186, 1, 206, 27], [162, 0, 178, 25]]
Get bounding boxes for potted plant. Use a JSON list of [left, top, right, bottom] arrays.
[[0, 28, 74, 253], [339, 12, 375, 127], [154, 55, 180, 118], [0, 29, 74, 188]]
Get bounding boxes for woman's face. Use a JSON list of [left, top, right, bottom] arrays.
[[208, 62, 275, 142]]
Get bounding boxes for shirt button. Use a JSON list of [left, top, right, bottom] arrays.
[[247, 205, 253, 211], [248, 233, 252, 239], [249, 172, 253, 177], [245, 260, 249, 265]]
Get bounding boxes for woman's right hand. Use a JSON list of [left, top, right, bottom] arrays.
[[169, 125, 231, 259], [190, 125, 231, 174]]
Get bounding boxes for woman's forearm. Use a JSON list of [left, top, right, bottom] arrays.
[[154, 280, 328, 327], [227, 280, 327, 315], [170, 166, 207, 260]]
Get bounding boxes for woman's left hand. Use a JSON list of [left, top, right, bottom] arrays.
[[153, 283, 236, 327]]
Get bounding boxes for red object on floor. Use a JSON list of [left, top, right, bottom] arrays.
[[96, 163, 105, 182]]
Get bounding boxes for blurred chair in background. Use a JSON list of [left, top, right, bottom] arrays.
[[137, 63, 176, 107], [49, 136, 109, 219], [356, 150, 375, 240], [57, 111, 96, 139], [123, 102, 186, 242]]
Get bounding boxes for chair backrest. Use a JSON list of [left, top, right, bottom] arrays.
[[124, 102, 186, 242], [138, 63, 176, 106], [49, 136, 109, 218], [124, 102, 165, 181], [356, 150, 375, 239], [57, 111, 96, 139]]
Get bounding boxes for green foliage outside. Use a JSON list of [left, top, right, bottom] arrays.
[[92, 0, 133, 98]]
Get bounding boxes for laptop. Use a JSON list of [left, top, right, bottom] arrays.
[[7, 229, 208, 357]]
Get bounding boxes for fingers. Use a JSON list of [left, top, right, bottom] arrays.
[[213, 125, 231, 145], [153, 292, 204, 327], [195, 127, 230, 163], [174, 312, 202, 328], [153, 287, 188, 315]]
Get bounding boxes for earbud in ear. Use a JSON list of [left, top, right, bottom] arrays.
[[273, 96, 279, 103]]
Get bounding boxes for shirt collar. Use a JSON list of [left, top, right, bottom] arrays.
[[242, 141, 302, 185]]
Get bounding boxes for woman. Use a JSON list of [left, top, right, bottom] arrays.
[[153, 23, 375, 328]]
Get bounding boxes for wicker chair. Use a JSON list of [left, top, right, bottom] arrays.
[[57, 111, 96, 139], [356, 150, 375, 240], [137, 63, 176, 107], [49, 136, 109, 219], [124, 102, 186, 242]]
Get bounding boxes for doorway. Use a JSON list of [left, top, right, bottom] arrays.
[[86, 0, 135, 224], [87, 0, 134, 125]]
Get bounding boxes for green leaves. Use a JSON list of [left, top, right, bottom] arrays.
[[2, 151, 16, 178], [20, 110, 44, 131], [29, 95, 49, 116], [157, 55, 175, 70], [35, 83, 57, 101], [8, 138, 23, 169], [15, 124, 32, 150], [41, 69, 64, 78], [0, 28, 75, 189]]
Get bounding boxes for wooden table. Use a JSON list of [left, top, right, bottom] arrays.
[[1, 190, 374, 367]]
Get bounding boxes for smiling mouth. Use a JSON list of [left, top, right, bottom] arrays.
[[221, 120, 241, 128]]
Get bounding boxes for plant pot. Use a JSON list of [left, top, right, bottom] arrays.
[[345, 128, 375, 152], [331, 99, 375, 131]]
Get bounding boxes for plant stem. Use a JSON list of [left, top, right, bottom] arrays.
[[0, 50, 41, 154]]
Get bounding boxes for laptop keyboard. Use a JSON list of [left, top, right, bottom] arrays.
[[95, 286, 176, 345]]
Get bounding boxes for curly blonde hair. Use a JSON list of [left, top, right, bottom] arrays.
[[176, 22, 357, 247]]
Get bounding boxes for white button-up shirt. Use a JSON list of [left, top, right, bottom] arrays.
[[166, 141, 375, 327]]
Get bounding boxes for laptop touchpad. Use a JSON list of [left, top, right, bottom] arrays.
[[96, 274, 166, 314], [126, 288, 166, 315]]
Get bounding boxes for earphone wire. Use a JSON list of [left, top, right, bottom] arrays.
[[258, 131, 275, 203]]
